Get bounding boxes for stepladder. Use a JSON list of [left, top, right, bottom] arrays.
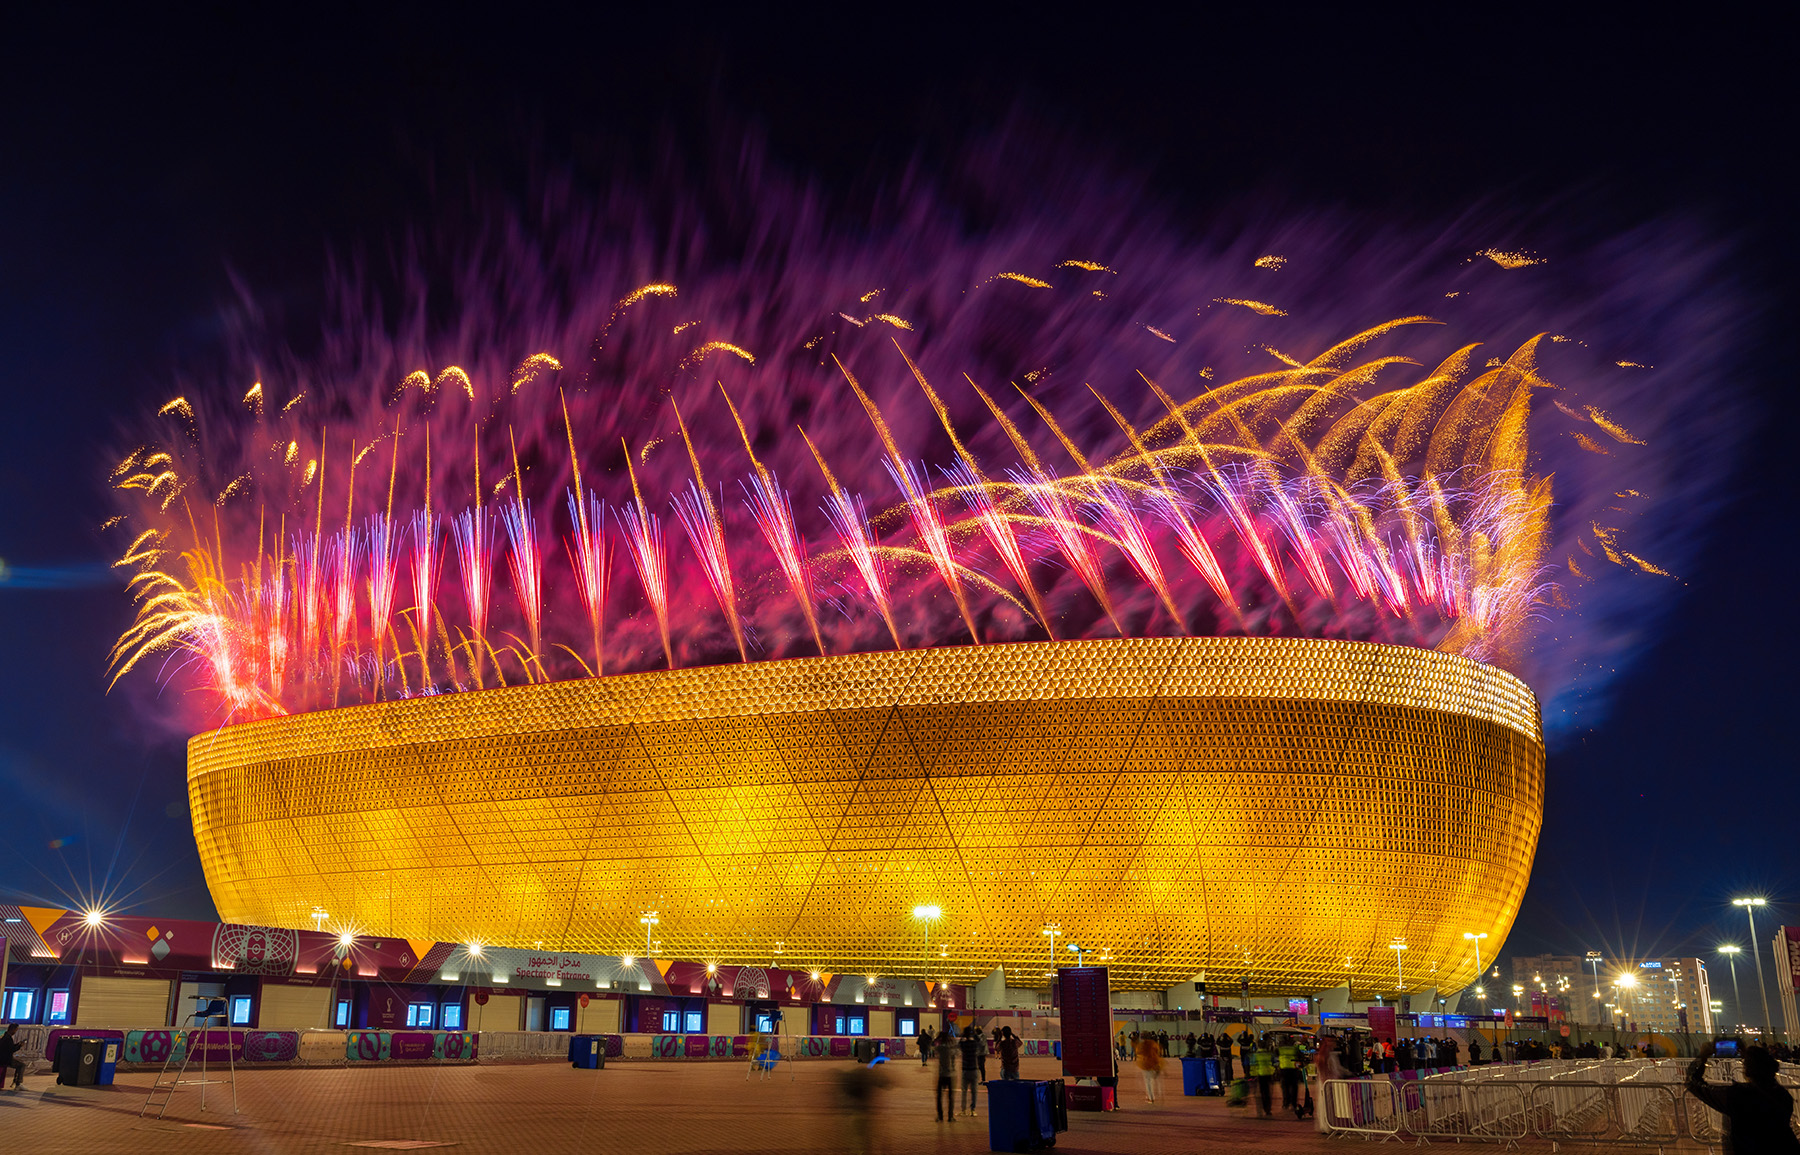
[[140, 1025, 239, 1120]]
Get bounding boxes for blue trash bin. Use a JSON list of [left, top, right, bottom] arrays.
[[986, 1079, 1057, 1151], [1181, 1055, 1207, 1095], [1051, 1040, 1061, 1061], [568, 1035, 603, 1069], [1201, 1056, 1222, 1094], [95, 1040, 119, 1085]]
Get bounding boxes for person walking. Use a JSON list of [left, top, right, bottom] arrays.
[[1277, 1035, 1301, 1113], [0, 1025, 23, 1090], [1685, 1041, 1800, 1154], [1249, 1037, 1276, 1117], [1135, 1031, 1164, 1103], [1312, 1036, 1346, 1133], [934, 1024, 958, 1121], [920, 1025, 934, 1066], [999, 1026, 1021, 1080], [958, 1025, 982, 1117]]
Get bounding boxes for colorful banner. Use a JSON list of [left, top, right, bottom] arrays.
[[344, 1030, 477, 1062]]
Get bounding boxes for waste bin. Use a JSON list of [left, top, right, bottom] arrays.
[[986, 1078, 1058, 1151], [54, 1038, 106, 1087], [568, 1034, 605, 1069], [95, 1040, 119, 1085], [1051, 1040, 1061, 1061], [1181, 1055, 1223, 1095]]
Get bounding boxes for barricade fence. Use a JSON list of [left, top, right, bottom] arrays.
[[12, 1026, 1055, 1071], [1323, 1057, 1800, 1146]]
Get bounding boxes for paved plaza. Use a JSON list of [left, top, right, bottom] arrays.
[[0, 1055, 1369, 1154]]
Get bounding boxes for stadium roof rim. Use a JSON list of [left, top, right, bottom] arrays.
[[188, 637, 1539, 775]]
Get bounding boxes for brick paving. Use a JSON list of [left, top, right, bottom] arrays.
[[0, 1055, 1368, 1154]]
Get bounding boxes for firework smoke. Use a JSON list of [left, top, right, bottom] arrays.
[[104, 148, 1738, 738]]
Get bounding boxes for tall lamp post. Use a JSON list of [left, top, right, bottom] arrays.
[[1617, 972, 1638, 1044], [1718, 945, 1743, 1032], [639, 910, 660, 958], [1042, 924, 1062, 974], [1462, 932, 1487, 1012], [1390, 939, 1409, 1001], [1732, 898, 1776, 1040]]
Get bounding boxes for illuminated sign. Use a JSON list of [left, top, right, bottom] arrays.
[[1640, 961, 1663, 969]]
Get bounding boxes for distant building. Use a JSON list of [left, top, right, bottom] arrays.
[[1509, 954, 1712, 1035]]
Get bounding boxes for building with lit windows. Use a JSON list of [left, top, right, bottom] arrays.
[[186, 638, 1544, 998], [1511, 954, 1712, 1035]]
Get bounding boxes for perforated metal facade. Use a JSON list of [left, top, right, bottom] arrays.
[[189, 637, 1543, 993]]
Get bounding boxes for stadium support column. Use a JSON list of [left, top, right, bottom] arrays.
[[973, 966, 1006, 1009]]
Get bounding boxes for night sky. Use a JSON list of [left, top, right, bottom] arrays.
[[1, 10, 1790, 972]]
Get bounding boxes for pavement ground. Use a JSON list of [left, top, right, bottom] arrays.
[[0, 1054, 1698, 1153]]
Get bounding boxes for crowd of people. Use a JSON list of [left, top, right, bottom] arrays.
[[914, 1023, 1023, 1121], [873, 1018, 1800, 1144]]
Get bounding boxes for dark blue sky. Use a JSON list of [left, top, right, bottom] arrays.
[[0, 9, 1791, 970]]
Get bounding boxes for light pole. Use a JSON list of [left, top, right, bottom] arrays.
[[640, 910, 660, 958], [1732, 898, 1776, 1041], [1585, 952, 1603, 1025], [1042, 924, 1062, 975], [912, 905, 941, 982], [1462, 932, 1487, 1013], [1390, 939, 1409, 998], [1068, 943, 1085, 968], [1462, 931, 1487, 974], [1718, 945, 1743, 1031]]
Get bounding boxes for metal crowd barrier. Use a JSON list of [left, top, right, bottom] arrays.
[[1322, 1077, 1402, 1139], [1327, 1059, 1800, 1147]]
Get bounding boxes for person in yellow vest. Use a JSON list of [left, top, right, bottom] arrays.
[[1277, 1037, 1302, 1113], [1249, 1037, 1276, 1117]]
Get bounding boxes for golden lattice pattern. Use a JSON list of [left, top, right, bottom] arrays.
[[189, 637, 1543, 993]]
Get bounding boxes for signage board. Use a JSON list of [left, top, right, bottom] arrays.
[[1367, 1005, 1396, 1043], [1058, 966, 1114, 1079]]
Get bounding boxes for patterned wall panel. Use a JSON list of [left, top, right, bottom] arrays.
[[189, 637, 1542, 993]]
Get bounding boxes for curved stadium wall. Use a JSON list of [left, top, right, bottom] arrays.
[[188, 636, 1543, 993]]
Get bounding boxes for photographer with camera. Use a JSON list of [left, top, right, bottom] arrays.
[[1685, 1039, 1800, 1153]]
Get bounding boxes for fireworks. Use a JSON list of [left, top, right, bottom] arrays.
[[103, 183, 1704, 731]]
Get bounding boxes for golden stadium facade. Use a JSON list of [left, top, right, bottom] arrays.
[[189, 637, 1543, 994]]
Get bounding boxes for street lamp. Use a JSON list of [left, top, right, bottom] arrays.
[[1732, 898, 1775, 1040], [1390, 939, 1409, 995], [1616, 972, 1637, 1033], [640, 911, 660, 958], [1585, 951, 1603, 1024], [1718, 945, 1744, 1032], [1042, 924, 1062, 973], [913, 905, 941, 982], [1463, 931, 1488, 974], [1068, 943, 1085, 967]]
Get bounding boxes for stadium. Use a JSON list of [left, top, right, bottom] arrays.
[[190, 635, 1543, 997]]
